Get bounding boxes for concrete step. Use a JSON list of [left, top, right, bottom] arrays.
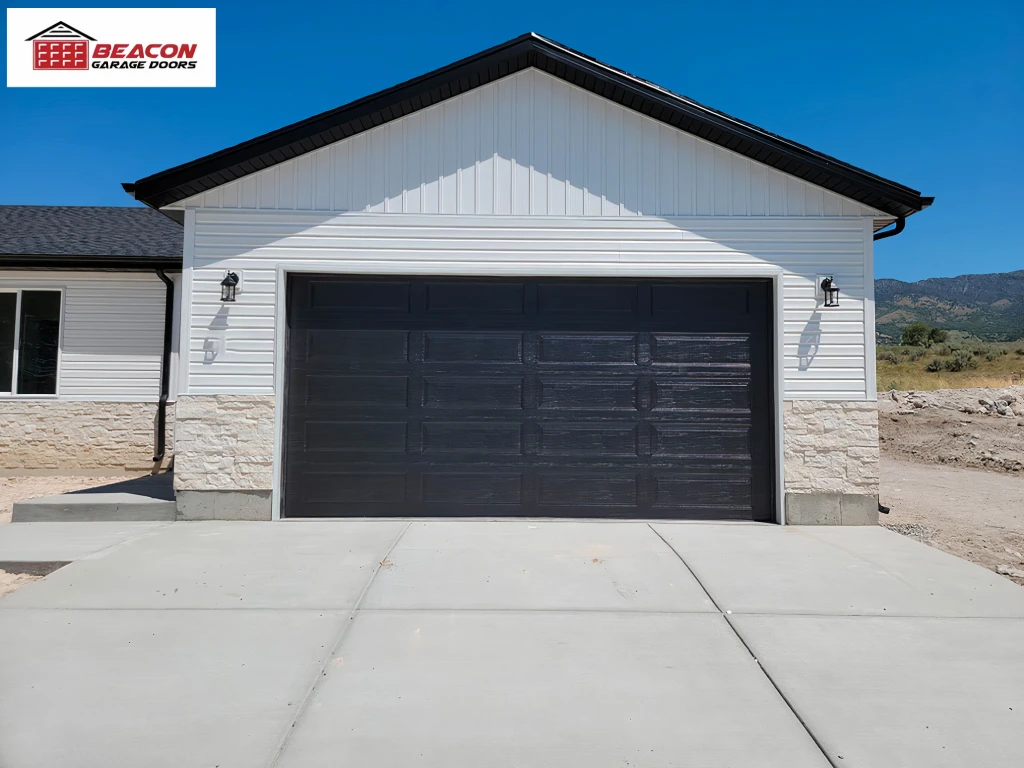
[[12, 473, 177, 522], [13, 493, 177, 522]]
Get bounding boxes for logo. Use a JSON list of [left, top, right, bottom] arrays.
[[7, 8, 216, 88], [28, 21, 94, 71]]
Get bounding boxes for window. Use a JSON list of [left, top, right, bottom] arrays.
[[0, 290, 62, 396]]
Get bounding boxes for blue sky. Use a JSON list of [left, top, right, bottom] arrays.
[[2, 1, 1021, 281]]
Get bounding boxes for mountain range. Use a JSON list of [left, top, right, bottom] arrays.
[[875, 270, 1024, 342]]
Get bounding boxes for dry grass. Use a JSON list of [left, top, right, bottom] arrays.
[[877, 340, 1024, 392]]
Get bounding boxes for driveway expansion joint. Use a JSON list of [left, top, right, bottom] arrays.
[[264, 520, 412, 768], [647, 523, 842, 768]]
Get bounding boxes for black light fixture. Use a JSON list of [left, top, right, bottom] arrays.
[[220, 271, 239, 302], [820, 276, 840, 308]]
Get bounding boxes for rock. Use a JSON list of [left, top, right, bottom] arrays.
[[980, 398, 995, 407], [1004, 548, 1023, 560], [997, 406, 1010, 416], [996, 565, 1024, 580], [889, 391, 899, 401]]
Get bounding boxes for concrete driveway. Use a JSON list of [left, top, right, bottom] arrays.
[[0, 520, 1022, 768]]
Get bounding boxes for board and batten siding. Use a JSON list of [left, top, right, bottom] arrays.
[[0, 271, 174, 401], [185, 210, 875, 401], [172, 68, 886, 223]]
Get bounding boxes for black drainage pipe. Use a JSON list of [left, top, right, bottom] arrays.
[[153, 269, 175, 462], [873, 216, 906, 241]]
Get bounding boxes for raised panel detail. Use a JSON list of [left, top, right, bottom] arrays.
[[651, 426, 750, 458], [307, 330, 408, 362], [538, 424, 638, 457], [305, 375, 408, 406], [303, 473, 407, 503], [652, 284, 749, 315], [538, 334, 637, 365], [422, 422, 522, 454], [651, 381, 749, 411], [652, 334, 750, 365], [423, 377, 524, 409], [426, 282, 525, 313], [422, 473, 522, 504], [538, 379, 638, 410], [309, 280, 409, 312], [652, 476, 751, 508], [306, 421, 408, 453], [537, 283, 638, 314], [424, 332, 523, 363], [538, 474, 638, 506]]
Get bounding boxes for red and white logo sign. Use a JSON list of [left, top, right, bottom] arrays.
[[7, 8, 216, 87], [28, 21, 94, 70]]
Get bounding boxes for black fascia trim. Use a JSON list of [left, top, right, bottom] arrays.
[[128, 33, 932, 218], [0, 256, 182, 271]]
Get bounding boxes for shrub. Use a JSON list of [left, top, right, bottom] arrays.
[[944, 350, 978, 372], [901, 321, 932, 347], [986, 352, 997, 362], [908, 349, 925, 362], [877, 351, 899, 364], [928, 328, 949, 344], [1016, 349, 1024, 356], [925, 358, 944, 372]]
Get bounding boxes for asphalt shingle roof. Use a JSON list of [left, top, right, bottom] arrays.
[[0, 206, 182, 263]]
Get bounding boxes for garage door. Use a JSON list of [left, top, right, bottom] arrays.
[[283, 276, 774, 520]]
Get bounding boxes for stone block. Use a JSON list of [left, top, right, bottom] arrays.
[[176, 490, 273, 521]]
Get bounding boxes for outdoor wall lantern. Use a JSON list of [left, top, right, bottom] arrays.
[[220, 271, 240, 302], [820, 276, 840, 308]]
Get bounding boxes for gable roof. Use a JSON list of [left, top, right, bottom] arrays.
[[0, 206, 182, 269], [125, 32, 933, 219]]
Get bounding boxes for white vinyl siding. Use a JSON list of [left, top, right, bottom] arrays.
[[0, 271, 171, 401], [174, 69, 885, 223], [187, 210, 873, 401]]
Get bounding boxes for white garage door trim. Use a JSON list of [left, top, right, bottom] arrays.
[[271, 260, 787, 523]]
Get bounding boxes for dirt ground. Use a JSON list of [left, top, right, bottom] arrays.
[[878, 386, 1024, 473], [878, 387, 1024, 586]]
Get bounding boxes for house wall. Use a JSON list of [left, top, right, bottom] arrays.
[[0, 270, 177, 471], [174, 69, 885, 222]]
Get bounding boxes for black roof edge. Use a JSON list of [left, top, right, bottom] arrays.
[[0, 255, 182, 271], [129, 32, 932, 219]]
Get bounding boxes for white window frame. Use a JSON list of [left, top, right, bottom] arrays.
[[0, 287, 64, 399]]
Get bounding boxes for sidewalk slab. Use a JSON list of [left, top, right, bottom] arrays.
[[0, 608, 345, 768], [362, 520, 715, 612], [1, 520, 405, 610], [653, 523, 1024, 617], [731, 615, 1024, 768], [276, 611, 828, 768], [0, 522, 170, 562]]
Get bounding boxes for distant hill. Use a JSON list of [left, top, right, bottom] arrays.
[[875, 270, 1024, 342]]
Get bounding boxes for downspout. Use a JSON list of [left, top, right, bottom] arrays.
[[153, 269, 174, 462], [873, 216, 904, 516], [873, 216, 905, 241]]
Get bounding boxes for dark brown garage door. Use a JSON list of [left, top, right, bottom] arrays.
[[283, 276, 774, 520]]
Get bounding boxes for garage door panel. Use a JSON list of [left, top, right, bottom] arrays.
[[537, 282, 639, 315], [651, 381, 750, 411], [421, 422, 523, 455], [305, 330, 410, 363], [537, 423, 639, 458], [537, 378, 639, 411], [651, 334, 751, 365], [421, 472, 523, 504], [303, 375, 409, 406], [284, 276, 774, 520], [537, 333, 639, 365], [423, 332, 524, 363], [305, 421, 409, 454], [423, 377, 524, 409], [424, 282, 526, 314], [307, 279, 411, 313], [538, 473, 639, 507]]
